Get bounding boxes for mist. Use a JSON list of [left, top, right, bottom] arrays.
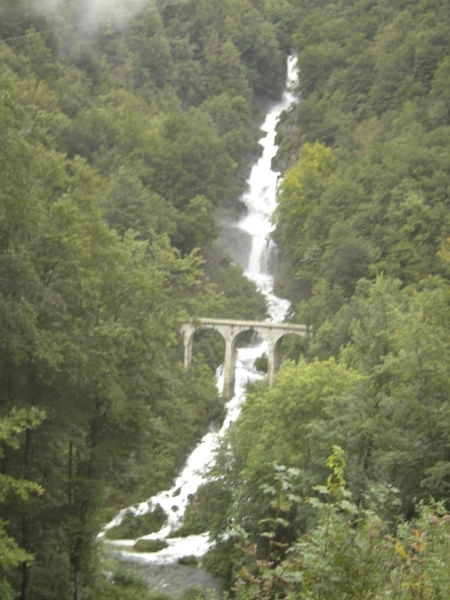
[[0, 0, 185, 35], [34, 0, 153, 29]]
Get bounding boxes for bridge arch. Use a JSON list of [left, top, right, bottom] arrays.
[[180, 318, 308, 398]]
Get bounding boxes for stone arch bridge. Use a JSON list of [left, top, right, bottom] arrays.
[[180, 318, 308, 399]]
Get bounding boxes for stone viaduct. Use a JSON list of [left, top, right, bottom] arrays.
[[180, 318, 308, 399]]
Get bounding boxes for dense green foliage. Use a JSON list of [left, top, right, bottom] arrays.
[[231, 450, 450, 599], [274, 0, 450, 306], [0, 0, 279, 285], [225, 276, 450, 512], [3, 0, 450, 597], [0, 74, 220, 599], [0, 0, 286, 597], [195, 0, 450, 596]]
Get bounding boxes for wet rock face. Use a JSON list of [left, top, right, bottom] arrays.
[[119, 560, 220, 598]]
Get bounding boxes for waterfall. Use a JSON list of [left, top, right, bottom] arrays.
[[102, 56, 298, 568]]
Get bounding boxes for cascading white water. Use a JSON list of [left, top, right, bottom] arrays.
[[238, 61, 296, 322], [102, 56, 298, 566]]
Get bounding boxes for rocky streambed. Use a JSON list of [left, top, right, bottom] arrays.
[[108, 552, 220, 598]]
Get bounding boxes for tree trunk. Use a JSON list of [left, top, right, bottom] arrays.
[[21, 428, 33, 600], [70, 400, 103, 600], [73, 555, 83, 600], [68, 441, 73, 504]]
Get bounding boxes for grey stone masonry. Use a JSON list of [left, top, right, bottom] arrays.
[[180, 318, 308, 399]]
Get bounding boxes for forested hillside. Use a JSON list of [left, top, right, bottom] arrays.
[[2, 0, 450, 598], [195, 0, 450, 598], [0, 0, 286, 598]]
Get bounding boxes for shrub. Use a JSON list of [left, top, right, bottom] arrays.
[[133, 539, 168, 553], [178, 555, 199, 567], [105, 506, 167, 540]]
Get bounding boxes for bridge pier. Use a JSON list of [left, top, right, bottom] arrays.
[[266, 335, 280, 388], [180, 318, 308, 399], [181, 323, 196, 369], [223, 338, 237, 400]]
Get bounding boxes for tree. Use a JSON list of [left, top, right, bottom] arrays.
[[208, 357, 363, 547], [0, 79, 217, 599], [0, 409, 44, 600], [273, 142, 337, 284]]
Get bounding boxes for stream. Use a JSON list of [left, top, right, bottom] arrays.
[[102, 56, 298, 596]]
